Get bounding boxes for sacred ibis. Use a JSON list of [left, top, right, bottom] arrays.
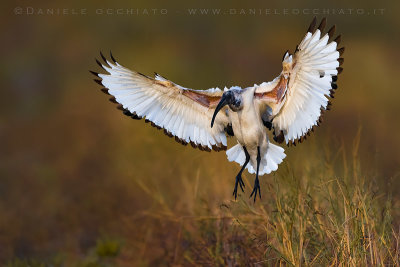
[[90, 17, 344, 202]]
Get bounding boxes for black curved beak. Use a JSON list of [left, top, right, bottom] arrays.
[[211, 93, 230, 128]]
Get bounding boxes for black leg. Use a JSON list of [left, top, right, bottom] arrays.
[[250, 146, 262, 202], [233, 146, 250, 200]]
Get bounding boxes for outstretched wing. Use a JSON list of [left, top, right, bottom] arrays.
[[91, 53, 230, 151], [255, 17, 344, 145]]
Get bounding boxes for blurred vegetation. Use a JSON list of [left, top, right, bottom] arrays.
[[5, 237, 121, 267], [1, 0, 400, 265]]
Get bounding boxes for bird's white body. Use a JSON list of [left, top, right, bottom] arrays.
[[230, 87, 264, 149], [225, 86, 286, 175], [228, 87, 268, 168], [92, 17, 343, 200]]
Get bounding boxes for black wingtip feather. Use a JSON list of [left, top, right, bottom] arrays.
[[138, 72, 148, 78], [337, 67, 343, 74], [110, 51, 117, 63], [95, 59, 105, 70], [338, 58, 344, 65], [282, 50, 289, 61], [338, 47, 345, 56], [123, 110, 132, 116], [334, 35, 342, 45], [109, 97, 117, 104], [328, 25, 336, 38], [89, 70, 99, 77], [101, 88, 110, 95], [131, 114, 141, 120], [94, 79, 102, 85], [318, 17, 327, 32], [100, 51, 108, 64], [307, 17, 317, 33]]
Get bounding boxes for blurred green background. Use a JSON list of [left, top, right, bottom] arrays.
[[1, 0, 400, 265]]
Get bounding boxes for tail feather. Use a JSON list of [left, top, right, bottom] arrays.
[[260, 143, 286, 175], [226, 143, 286, 175], [226, 143, 246, 165]]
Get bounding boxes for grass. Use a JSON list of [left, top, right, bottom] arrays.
[[108, 130, 399, 266], [4, 130, 400, 266]]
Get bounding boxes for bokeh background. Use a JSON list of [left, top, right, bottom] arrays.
[[1, 0, 400, 265]]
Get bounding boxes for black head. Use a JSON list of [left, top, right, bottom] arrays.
[[211, 89, 243, 128]]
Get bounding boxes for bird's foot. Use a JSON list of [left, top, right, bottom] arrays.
[[250, 177, 261, 202], [232, 174, 245, 200]]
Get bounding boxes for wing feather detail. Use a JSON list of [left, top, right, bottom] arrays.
[[256, 17, 343, 145], [91, 53, 230, 151]]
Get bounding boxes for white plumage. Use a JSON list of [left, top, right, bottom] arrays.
[[91, 17, 344, 201], [227, 142, 285, 175], [99, 63, 229, 150]]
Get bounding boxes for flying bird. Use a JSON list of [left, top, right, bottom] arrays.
[[90, 17, 344, 202]]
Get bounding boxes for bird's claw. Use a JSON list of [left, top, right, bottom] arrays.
[[233, 174, 245, 199], [250, 178, 261, 202]]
